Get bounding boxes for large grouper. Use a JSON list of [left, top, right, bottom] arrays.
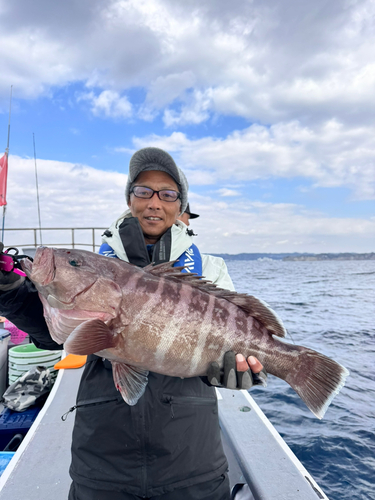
[[21, 246, 349, 418]]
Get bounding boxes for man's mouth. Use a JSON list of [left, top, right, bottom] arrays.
[[145, 216, 162, 221]]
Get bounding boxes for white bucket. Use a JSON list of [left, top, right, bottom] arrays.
[[8, 345, 62, 384]]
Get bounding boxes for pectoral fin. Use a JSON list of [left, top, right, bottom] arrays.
[[112, 361, 149, 406], [64, 318, 117, 355]]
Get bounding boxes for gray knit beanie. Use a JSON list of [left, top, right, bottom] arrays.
[[125, 147, 189, 214]]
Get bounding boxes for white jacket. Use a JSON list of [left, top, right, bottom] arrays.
[[102, 210, 235, 291]]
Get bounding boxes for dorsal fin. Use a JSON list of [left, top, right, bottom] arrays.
[[143, 261, 286, 338]]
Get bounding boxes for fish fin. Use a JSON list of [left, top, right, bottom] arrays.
[[144, 261, 217, 286], [279, 340, 350, 419], [143, 261, 190, 276], [112, 361, 149, 406], [216, 293, 287, 337], [64, 319, 117, 355], [144, 262, 286, 337]]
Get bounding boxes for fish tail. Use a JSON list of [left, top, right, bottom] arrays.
[[275, 342, 349, 419]]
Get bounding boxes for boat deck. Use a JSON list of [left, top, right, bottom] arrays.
[[0, 366, 79, 499], [0, 365, 327, 499]]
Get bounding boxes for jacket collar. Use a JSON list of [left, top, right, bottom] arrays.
[[102, 210, 194, 262]]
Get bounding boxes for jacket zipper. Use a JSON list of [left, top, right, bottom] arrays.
[[162, 395, 216, 419], [61, 397, 119, 421]]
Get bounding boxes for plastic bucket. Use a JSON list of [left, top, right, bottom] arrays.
[[9, 359, 60, 372], [8, 345, 61, 383], [9, 344, 61, 362]]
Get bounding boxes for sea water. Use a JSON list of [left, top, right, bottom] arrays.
[[226, 259, 375, 500]]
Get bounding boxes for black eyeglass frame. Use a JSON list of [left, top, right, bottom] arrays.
[[130, 186, 181, 202]]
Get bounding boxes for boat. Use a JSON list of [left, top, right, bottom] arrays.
[[0, 362, 328, 499], [0, 228, 329, 499]]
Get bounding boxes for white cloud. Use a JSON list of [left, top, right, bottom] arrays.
[[5, 155, 127, 234], [162, 89, 213, 126], [1, 0, 375, 126], [131, 120, 375, 199], [142, 71, 196, 110], [2, 154, 373, 254], [188, 197, 375, 254], [0, 2, 373, 255], [78, 90, 132, 119], [217, 188, 241, 197]]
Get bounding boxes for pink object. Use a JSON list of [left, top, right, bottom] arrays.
[[4, 320, 28, 345], [13, 268, 26, 276], [0, 252, 27, 276], [0, 153, 8, 207], [0, 253, 14, 272]]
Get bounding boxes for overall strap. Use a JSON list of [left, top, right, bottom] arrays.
[[118, 217, 172, 267]]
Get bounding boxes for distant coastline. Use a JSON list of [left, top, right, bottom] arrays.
[[211, 252, 375, 261]]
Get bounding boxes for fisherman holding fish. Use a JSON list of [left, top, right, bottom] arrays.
[[0, 147, 348, 499], [0, 147, 266, 500]]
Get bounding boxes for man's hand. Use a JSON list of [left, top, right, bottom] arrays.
[[207, 351, 267, 390]]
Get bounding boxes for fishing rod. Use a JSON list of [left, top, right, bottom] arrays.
[[33, 133, 43, 245], [0, 85, 32, 275]]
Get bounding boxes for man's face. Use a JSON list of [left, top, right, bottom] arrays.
[[128, 170, 181, 244]]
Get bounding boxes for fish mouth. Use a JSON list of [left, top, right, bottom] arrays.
[[22, 247, 56, 286]]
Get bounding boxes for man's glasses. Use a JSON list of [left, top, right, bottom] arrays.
[[130, 186, 181, 202]]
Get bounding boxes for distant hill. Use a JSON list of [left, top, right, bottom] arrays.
[[211, 252, 375, 261]]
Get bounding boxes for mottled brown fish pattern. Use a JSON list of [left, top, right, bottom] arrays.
[[22, 247, 349, 418]]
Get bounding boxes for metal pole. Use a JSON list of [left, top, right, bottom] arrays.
[[92, 228, 95, 252], [33, 133, 43, 245], [6, 86, 12, 154], [1, 207, 5, 243], [72, 228, 75, 248]]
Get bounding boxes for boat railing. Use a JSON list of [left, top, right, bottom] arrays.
[[2, 227, 107, 252]]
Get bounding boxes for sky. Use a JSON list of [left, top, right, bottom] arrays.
[[0, 0, 374, 254]]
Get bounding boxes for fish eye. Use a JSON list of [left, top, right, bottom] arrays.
[[69, 259, 81, 267]]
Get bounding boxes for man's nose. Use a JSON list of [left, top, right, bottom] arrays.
[[147, 192, 162, 208]]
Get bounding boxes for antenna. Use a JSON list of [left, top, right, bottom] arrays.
[[33, 133, 43, 245]]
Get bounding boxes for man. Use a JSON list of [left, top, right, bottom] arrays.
[[0, 147, 264, 500], [177, 202, 199, 226]]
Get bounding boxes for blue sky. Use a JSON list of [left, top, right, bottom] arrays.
[[0, 0, 374, 254]]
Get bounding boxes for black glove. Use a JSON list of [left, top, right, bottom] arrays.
[[0, 242, 25, 291], [207, 351, 267, 390]]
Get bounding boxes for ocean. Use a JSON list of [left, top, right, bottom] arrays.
[[226, 259, 375, 500]]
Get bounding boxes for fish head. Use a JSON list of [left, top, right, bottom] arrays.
[[22, 247, 122, 318]]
